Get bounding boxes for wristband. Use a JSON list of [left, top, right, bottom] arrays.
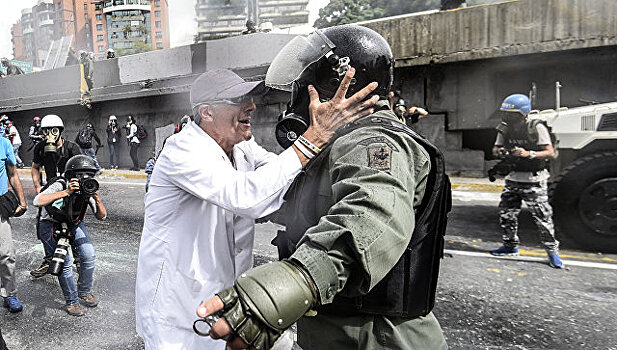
[[18, 204, 26, 210], [297, 135, 321, 155], [293, 140, 315, 160], [529, 150, 536, 159]]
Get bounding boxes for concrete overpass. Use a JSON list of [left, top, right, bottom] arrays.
[[362, 0, 617, 174], [1, 0, 616, 174]]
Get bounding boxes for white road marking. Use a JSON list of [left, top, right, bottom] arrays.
[[452, 190, 501, 202], [98, 180, 145, 185], [445, 249, 617, 270]]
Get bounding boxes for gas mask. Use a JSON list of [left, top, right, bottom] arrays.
[[500, 111, 526, 127], [43, 127, 62, 153]]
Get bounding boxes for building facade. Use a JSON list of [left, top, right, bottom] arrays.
[[11, 0, 170, 67], [195, 0, 309, 41]]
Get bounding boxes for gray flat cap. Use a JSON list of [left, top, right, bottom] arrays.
[[190, 69, 266, 108]]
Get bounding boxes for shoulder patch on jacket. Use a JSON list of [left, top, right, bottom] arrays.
[[358, 136, 398, 152], [367, 145, 392, 171]]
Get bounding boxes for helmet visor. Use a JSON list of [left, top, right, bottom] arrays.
[[265, 30, 336, 92]]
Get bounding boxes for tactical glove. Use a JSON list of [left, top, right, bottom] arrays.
[[216, 260, 318, 350]]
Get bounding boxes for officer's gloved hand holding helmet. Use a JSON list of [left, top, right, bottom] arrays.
[[266, 24, 393, 148], [40, 114, 64, 153], [195, 25, 394, 350]]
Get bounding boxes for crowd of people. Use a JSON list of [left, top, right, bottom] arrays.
[[0, 23, 565, 350]]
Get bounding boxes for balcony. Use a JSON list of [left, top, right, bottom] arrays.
[[197, 13, 245, 22], [23, 27, 34, 34], [103, 0, 151, 14], [39, 19, 54, 26], [259, 0, 309, 6], [36, 5, 55, 15]]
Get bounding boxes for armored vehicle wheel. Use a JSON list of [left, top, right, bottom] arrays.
[[549, 151, 617, 253]]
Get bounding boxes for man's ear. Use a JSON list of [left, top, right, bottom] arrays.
[[199, 105, 213, 122]]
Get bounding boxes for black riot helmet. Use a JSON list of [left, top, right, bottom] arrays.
[[265, 24, 394, 148], [64, 155, 97, 178]]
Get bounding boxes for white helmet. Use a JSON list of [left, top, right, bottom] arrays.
[[41, 114, 64, 129], [109, 115, 117, 121]]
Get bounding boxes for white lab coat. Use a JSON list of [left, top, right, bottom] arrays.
[[135, 122, 301, 349]]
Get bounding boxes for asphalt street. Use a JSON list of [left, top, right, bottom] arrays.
[[1, 174, 616, 350]]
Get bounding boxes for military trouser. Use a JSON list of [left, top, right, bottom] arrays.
[[498, 180, 559, 254], [297, 311, 447, 350]]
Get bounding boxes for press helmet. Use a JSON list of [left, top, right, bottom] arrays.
[[109, 115, 117, 121], [265, 24, 394, 147], [64, 155, 97, 177], [41, 114, 64, 130], [500, 94, 531, 116]]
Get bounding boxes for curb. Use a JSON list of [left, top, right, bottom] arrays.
[[17, 168, 506, 191], [17, 167, 148, 180], [451, 183, 504, 193]]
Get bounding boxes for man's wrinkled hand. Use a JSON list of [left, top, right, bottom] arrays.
[[304, 67, 379, 148]]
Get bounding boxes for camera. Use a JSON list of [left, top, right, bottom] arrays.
[[77, 176, 99, 196]]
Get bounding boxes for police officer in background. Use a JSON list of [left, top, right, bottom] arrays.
[[490, 94, 564, 268], [197, 24, 451, 350]]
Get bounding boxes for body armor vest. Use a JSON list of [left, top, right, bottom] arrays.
[[501, 119, 550, 172], [277, 114, 452, 318]]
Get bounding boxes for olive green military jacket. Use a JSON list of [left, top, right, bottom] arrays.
[[289, 101, 431, 304]]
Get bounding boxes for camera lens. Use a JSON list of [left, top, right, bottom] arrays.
[[81, 178, 99, 195], [49, 237, 70, 276]]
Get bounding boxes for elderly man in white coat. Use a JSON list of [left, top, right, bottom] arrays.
[[135, 68, 379, 349]]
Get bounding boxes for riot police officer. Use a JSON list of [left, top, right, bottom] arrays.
[[490, 94, 564, 268], [197, 24, 451, 350]]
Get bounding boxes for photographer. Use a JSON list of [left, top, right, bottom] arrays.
[[106, 115, 120, 169], [125, 116, 140, 171], [489, 94, 563, 268], [33, 155, 105, 316]]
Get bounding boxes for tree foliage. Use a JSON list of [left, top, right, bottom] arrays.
[[313, 0, 505, 28], [116, 42, 153, 57], [314, 0, 440, 28]]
